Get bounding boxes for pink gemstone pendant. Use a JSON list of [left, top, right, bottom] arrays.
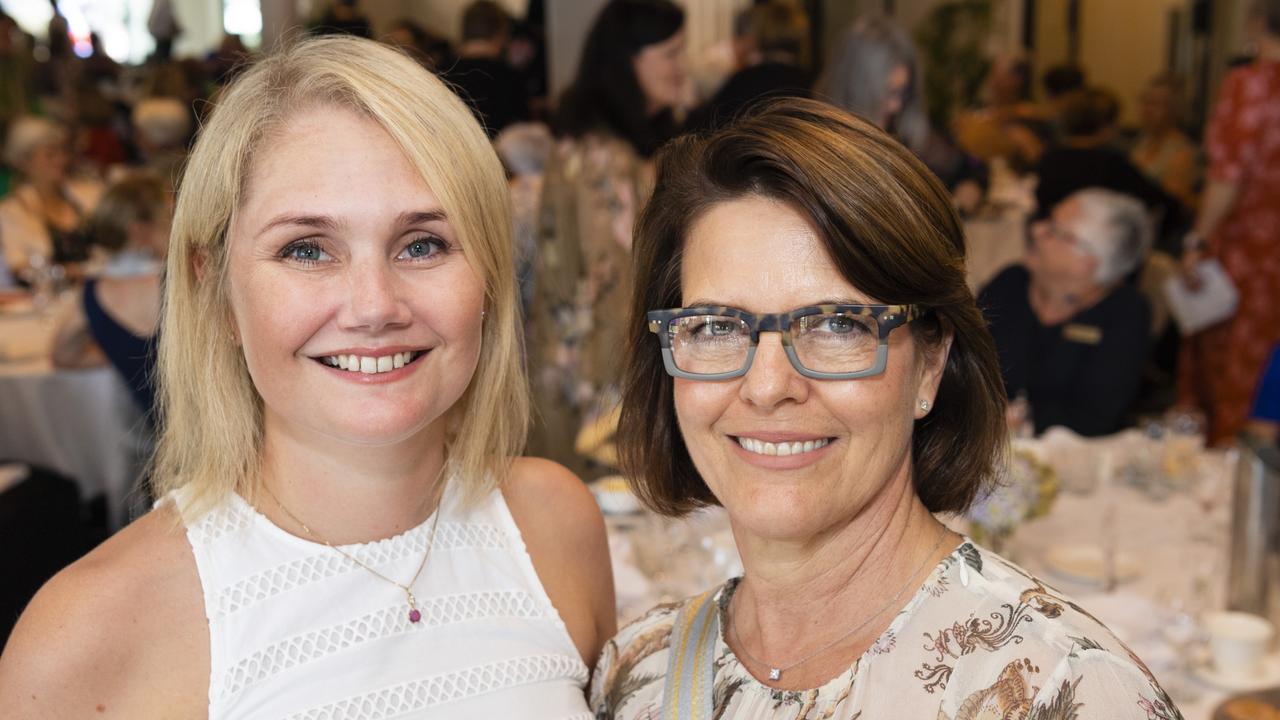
[[408, 608, 422, 623]]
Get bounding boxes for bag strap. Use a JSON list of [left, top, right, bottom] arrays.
[[660, 585, 722, 720]]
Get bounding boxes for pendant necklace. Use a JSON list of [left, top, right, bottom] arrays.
[[263, 482, 443, 624]]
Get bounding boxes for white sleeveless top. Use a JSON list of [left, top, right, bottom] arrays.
[[174, 480, 591, 719]]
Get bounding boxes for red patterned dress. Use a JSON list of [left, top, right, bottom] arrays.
[[1179, 59, 1280, 445]]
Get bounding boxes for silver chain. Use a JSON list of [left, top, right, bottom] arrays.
[[730, 529, 949, 682]]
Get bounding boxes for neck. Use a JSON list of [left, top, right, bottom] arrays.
[[731, 462, 954, 662], [257, 413, 448, 545]]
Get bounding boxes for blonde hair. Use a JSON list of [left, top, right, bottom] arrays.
[[152, 36, 528, 520]]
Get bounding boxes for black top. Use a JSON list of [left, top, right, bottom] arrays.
[[1034, 145, 1182, 224], [443, 57, 529, 138], [978, 265, 1151, 437], [686, 62, 812, 132], [83, 278, 156, 415]]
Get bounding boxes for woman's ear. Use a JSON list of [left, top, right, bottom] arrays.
[[914, 321, 953, 418]]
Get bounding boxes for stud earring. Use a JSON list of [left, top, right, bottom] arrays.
[[919, 399, 930, 412]]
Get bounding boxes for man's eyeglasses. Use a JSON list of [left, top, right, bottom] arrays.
[[646, 304, 922, 380]]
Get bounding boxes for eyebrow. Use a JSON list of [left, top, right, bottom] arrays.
[[256, 209, 449, 237]]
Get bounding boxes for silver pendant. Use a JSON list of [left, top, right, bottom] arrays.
[[768, 667, 781, 681]]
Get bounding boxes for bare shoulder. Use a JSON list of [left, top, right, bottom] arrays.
[[503, 457, 602, 526], [502, 457, 616, 669], [0, 503, 208, 718]]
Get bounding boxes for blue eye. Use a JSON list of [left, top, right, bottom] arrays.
[[399, 236, 448, 261], [281, 241, 330, 264]]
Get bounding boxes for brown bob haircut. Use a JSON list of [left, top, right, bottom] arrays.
[[619, 97, 1007, 516]]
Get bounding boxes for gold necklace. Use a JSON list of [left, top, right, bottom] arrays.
[[731, 529, 949, 682], [262, 482, 443, 624]]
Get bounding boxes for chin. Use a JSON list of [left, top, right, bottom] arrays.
[[315, 406, 441, 448], [722, 486, 824, 538]]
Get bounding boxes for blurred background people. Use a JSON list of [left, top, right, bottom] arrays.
[[1178, 0, 1280, 446], [953, 53, 1046, 171], [147, 0, 181, 63], [1132, 74, 1200, 212], [313, 0, 372, 39], [1040, 63, 1086, 135], [980, 189, 1153, 436], [686, 0, 811, 132], [129, 96, 191, 191], [50, 173, 167, 416], [383, 18, 453, 71], [528, 0, 686, 477], [1034, 87, 1182, 235], [444, 0, 528, 138], [0, 115, 102, 276], [817, 15, 985, 213]]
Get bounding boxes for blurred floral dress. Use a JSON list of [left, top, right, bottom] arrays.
[[591, 542, 1181, 720], [527, 134, 653, 478], [1178, 59, 1280, 445]]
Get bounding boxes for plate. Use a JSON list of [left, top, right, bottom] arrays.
[[1043, 544, 1141, 585], [1197, 654, 1280, 693]]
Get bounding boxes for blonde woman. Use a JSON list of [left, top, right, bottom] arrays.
[[0, 36, 614, 718]]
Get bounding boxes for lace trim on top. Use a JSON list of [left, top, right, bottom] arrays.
[[215, 589, 552, 701], [205, 518, 507, 620], [286, 654, 589, 720]]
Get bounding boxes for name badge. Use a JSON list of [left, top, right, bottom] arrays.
[[1062, 323, 1103, 345]]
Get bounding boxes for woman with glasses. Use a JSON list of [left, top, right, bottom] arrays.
[[979, 188, 1154, 437], [590, 99, 1175, 719]]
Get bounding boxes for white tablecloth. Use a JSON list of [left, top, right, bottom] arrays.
[[603, 430, 1255, 719], [0, 299, 147, 528]]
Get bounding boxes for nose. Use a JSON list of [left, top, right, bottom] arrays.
[[738, 332, 808, 409], [338, 258, 411, 332]]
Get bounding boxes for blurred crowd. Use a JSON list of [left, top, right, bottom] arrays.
[[0, 0, 1277, 479]]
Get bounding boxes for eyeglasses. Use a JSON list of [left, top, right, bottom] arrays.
[[646, 304, 922, 380]]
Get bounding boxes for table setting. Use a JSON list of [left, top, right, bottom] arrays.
[[0, 288, 146, 528], [594, 418, 1280, 719]]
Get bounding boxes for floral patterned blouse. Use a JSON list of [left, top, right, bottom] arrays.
[[590, 541, 1181, 720]]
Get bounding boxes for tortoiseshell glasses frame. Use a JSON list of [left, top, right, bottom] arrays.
[[646, 304, 923, 381]]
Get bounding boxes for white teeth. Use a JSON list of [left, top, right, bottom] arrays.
[[736, 437, 830, 457], [321, 351, 419, 375]]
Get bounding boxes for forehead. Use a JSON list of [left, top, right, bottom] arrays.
[[680, 195, 868, 309], [233, 106, 440, 232]]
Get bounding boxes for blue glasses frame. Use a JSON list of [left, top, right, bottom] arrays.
[[646, 304, 922, 380]]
